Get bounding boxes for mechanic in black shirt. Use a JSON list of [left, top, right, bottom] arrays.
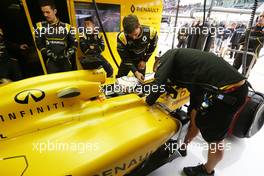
[[116, 14, 158, 83], [146, 48, 248, 176], [79, 17, 113, 77], [233, 13, 264, 73]]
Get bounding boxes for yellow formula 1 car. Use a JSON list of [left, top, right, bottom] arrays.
[[0, 70, 189, 176]]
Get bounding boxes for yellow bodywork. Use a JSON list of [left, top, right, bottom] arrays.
[[0, 70, 183, 176], [0, 0, 192, 175]]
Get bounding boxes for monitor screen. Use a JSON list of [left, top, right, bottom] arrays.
[[74, 2, 120, 32]]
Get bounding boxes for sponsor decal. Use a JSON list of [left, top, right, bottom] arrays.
[[131, 5, 159, 13], [0, 102, 65, 123], [93, 151, 153, 176], [142, 36, 147, 42], [15, 89, 45, 104]]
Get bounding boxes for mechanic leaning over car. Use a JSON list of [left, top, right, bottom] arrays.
[[146, 48, 248, 176], [116, 14, 158, 83], [35, 0, 78, 74]]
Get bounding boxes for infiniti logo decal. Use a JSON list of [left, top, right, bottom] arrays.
[[14, 89, 45, 104]]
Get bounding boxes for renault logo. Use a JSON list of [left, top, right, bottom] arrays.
[[14, 89, 45, 104], [131, 5, 135, 13]]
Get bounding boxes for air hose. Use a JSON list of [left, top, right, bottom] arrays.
[[171, 0, 181, 49], [203, 0, 207, 26], [92, 0, 119, 68]]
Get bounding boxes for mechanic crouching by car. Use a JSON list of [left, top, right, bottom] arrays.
[[79, 17, 113, 77], [146, 48, 248, 176], [116, 14, 158, 83], [35, 0, 77, 74]]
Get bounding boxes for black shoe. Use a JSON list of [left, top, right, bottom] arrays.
[[183, 164, 215, 176]]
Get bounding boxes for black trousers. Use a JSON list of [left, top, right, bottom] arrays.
[[98, 55, 113, 77], [0, 58, 22, 81], [81, 55, 113, 77], [195, 83, 248, 142], [229, 44, 239, 58], [177, 39, 186, 48], [46, 58, 72, 74], [116, 60, 146, 78], [233, 53, 256, 73]]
